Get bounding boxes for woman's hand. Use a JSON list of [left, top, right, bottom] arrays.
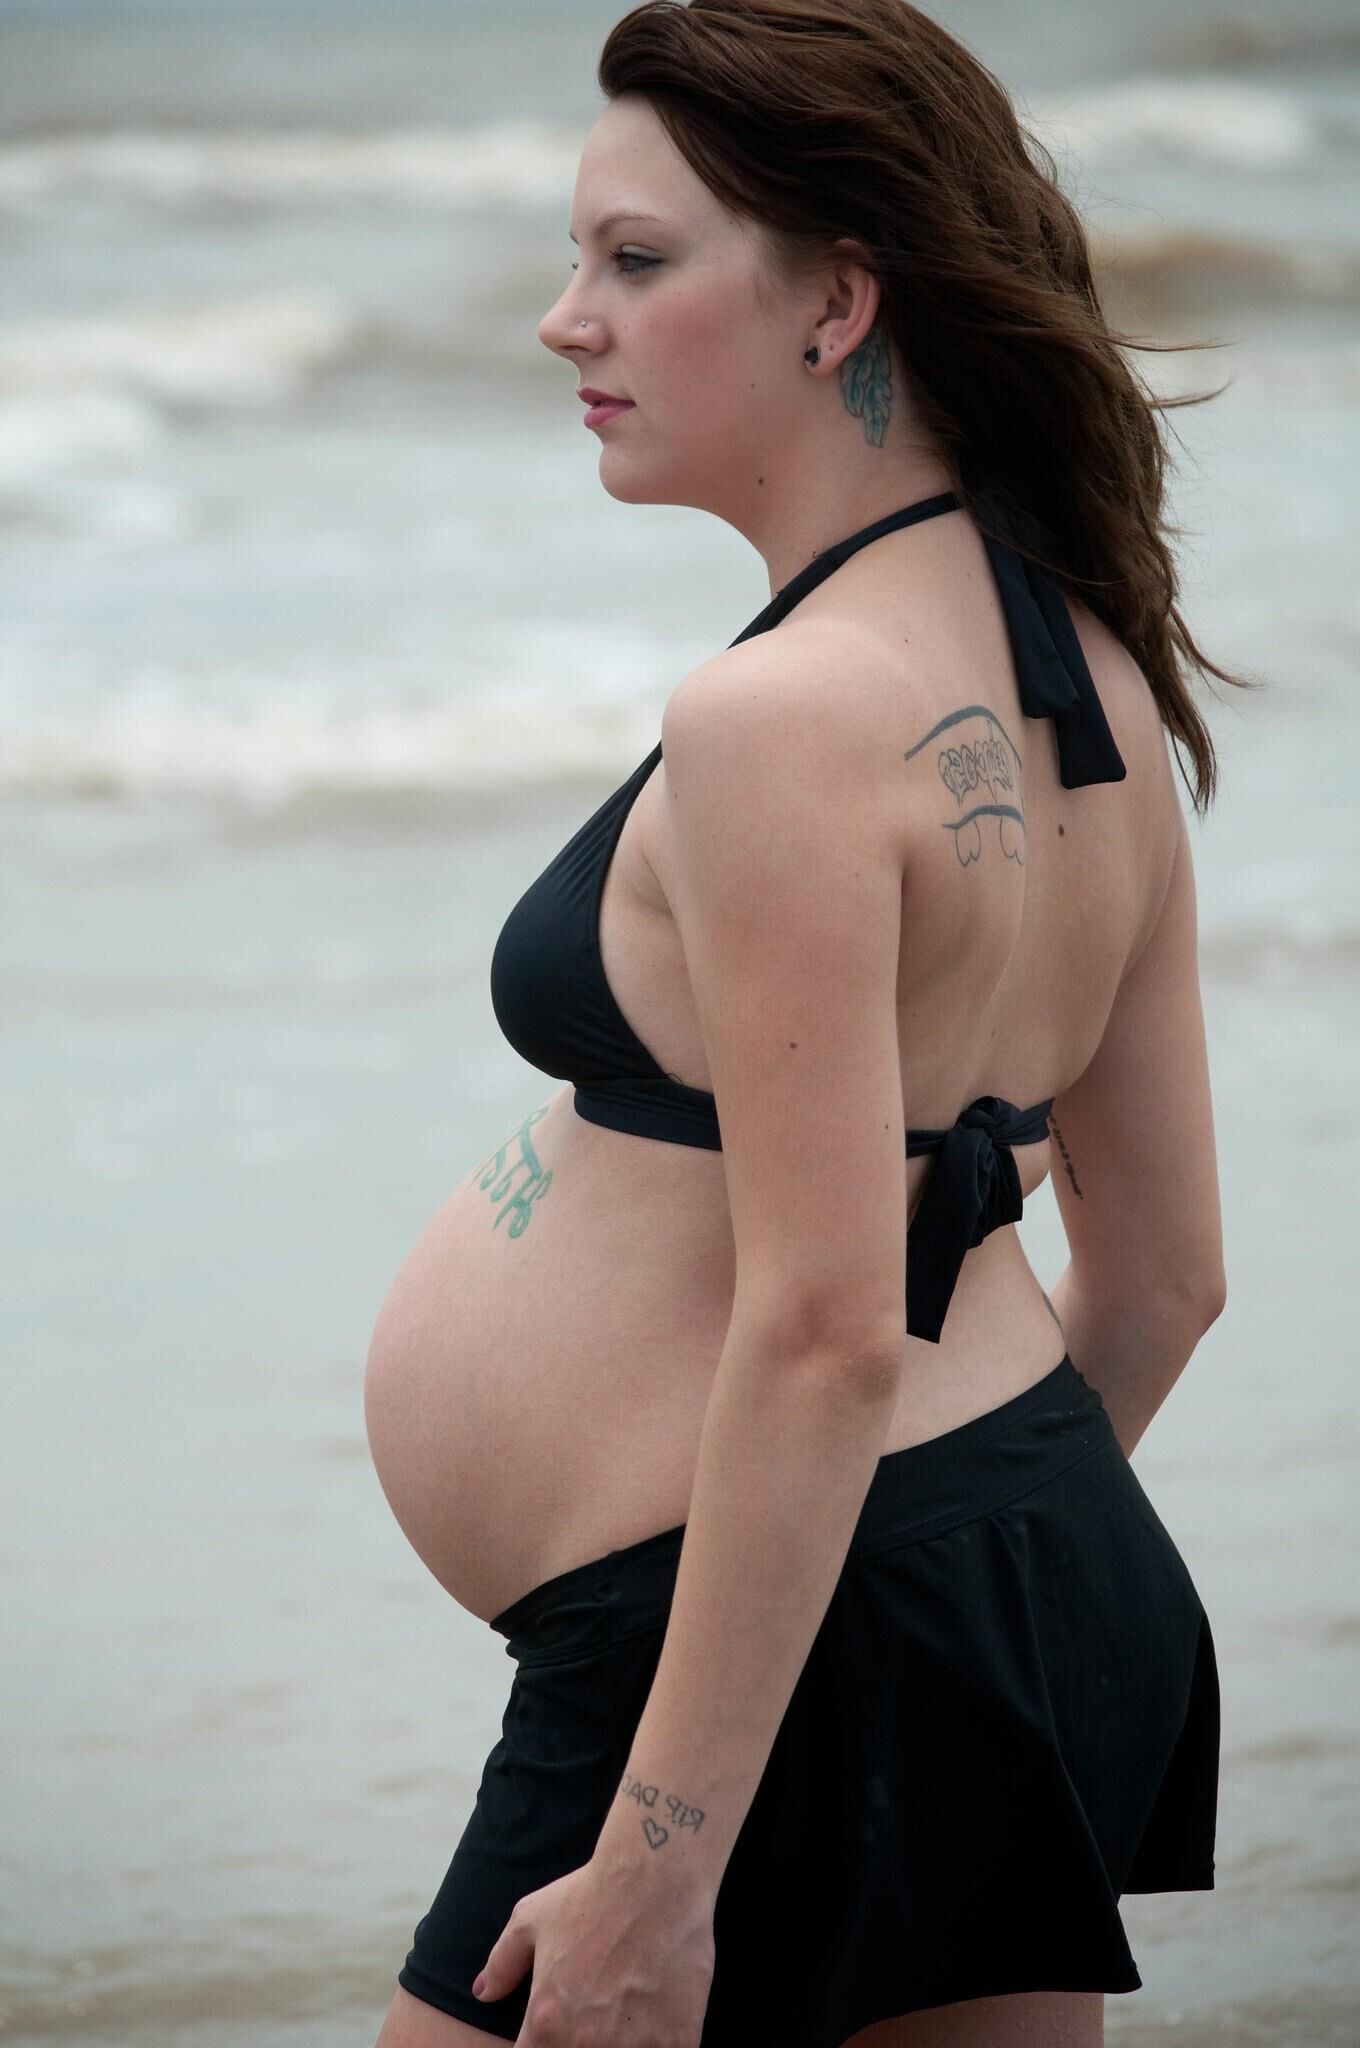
[[472, 1854, 717, 2046]]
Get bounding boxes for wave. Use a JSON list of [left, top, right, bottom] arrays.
[[1027, 74, 1327, 170], [0, 285, 365, 491], [1091, 228, 1360, 327], [0, 120, 581, 213], [0, 284, 362, 413], [0, 668, 667, 805], [0, 388, 164, 493]]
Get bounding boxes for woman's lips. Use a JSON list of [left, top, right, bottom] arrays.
[[584, 400, 636, 428]]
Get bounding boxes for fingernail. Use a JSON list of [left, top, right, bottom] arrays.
[[472, 1972, 487, 1998]]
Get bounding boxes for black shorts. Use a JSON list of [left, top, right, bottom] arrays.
[[396, 1355, 1219, 2046]]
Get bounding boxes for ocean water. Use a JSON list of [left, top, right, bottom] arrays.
[[1, 0, 1358, 2042]]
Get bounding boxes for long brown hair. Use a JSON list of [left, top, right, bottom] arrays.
[[598, 0, 1260, 813]]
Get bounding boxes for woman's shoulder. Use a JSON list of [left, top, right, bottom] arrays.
[[661, 612, 940, 770]]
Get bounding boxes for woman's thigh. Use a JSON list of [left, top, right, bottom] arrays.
[[374, 1985, 502, 2046], [843, 1990, 1104, 2048], [375, 1983, 1104, 2046]]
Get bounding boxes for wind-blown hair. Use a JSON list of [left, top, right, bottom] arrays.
[[598, 0, 1258, 812]]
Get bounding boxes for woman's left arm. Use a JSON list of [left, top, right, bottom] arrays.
[[591, 637, 917, 1894], [591, 1310, 905, 1893]]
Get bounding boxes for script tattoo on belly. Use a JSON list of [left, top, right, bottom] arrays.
[[618, 1769, 706, 1852], [470, 1103, 554, 1237], [903, 704, 1026, 867]]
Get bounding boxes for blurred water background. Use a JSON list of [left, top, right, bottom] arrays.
[[1, 0, 1358, 2042]]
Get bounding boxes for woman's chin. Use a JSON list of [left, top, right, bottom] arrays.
[[596, 465, 662, 507]]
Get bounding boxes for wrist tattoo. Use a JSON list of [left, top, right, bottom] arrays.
[[619, 1770, 706, 1851]]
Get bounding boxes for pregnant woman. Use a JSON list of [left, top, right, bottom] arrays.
[[366, 4, 1237, 2044]]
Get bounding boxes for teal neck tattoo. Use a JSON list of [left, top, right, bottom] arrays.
[[839, 321, 893, 449]]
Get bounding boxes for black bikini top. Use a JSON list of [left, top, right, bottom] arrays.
[[490, 488, 1126, 1343]]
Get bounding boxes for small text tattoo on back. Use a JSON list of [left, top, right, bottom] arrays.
[[1049, 1115, 1083, 1198]]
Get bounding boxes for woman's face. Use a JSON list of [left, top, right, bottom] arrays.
[[538, 95, 805, 511]]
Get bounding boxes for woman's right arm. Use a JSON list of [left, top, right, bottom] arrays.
[[1046, 802, 1227, 1457]]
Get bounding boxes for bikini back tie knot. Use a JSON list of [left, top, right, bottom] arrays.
[[904, 1094, 1055, 1345]]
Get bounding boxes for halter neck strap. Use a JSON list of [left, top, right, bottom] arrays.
[[726, 489, 1126, 790]]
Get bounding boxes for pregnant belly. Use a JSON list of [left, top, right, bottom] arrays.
[[363, 1089, 736, 1623], [364, 1092, 1064, 1623]]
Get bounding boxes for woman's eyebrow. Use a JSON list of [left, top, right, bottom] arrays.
[[568, 211, 668, 244]]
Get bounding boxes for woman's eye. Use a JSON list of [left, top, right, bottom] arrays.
[[568, 252, 660, 278]]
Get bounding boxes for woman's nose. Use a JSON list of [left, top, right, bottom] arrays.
[[538, 282, 587, 356]]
